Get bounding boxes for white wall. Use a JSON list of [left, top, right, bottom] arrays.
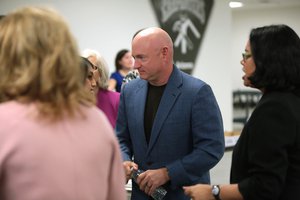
[[193, 0, 232, 131], [232, 5, 300, 91], [0, 0, 233, 131], [0, 0, 157, 72]]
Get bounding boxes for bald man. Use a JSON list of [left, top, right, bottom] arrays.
[[116, 27, 225, 200]]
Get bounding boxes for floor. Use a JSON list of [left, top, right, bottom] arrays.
[[210, 149, 233, 184]]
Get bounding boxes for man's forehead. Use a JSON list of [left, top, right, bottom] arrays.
[[132, 38, 148, 51]]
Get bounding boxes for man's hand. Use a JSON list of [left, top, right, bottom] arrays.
[[137, 167, 170, 196], [123, 161, 138, 183]]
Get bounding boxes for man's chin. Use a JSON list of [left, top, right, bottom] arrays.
[[139, 74, 147, 80]]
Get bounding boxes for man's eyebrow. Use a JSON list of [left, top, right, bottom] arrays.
[[134, 54, 146, 58]]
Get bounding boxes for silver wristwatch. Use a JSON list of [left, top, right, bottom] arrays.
[[212, 185, 221, 200]]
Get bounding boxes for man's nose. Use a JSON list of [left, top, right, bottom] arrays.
[[133, 59, 140, 69]]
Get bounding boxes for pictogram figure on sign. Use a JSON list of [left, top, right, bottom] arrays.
[[173, 14, 201, 54]]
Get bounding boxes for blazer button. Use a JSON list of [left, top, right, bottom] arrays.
[[146, 161, 153, 166]]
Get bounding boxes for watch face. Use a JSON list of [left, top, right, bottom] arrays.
[[212, 185, 220, 195]]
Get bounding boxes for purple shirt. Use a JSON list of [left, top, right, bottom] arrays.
[[96, 89, 120, 128]]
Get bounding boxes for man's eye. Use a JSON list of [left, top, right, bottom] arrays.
[[137, 56, 146, 61]]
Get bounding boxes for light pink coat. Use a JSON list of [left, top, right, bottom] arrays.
[[0, 101, 126, 200]]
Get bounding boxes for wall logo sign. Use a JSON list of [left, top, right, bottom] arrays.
[[151, 0, 214, 74]]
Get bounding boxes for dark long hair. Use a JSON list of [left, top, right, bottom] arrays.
[[115, 49, 129, 71], [248, 24, 300, 92]]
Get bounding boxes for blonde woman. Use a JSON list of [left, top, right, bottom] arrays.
[[0, 7, 126, 200]]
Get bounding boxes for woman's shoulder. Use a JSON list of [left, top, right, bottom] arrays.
[[0, 100, 23, 109], [79, 105, 114, 129], [110, 71, 122, 78], [97, 89, 120, 99], [252, 91, 300, 124], [0, 101, 35, 119], [259, 91, 300, 109]]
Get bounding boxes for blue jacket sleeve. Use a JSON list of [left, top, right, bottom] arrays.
[[166, 84, 225, 187]]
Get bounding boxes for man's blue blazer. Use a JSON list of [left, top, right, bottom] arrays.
[[116, 66, 225, 200]]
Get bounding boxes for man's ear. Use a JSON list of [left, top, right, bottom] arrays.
[[162, 47, 168, 57]]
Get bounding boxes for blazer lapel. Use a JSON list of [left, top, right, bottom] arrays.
[[146, 67, 182, 155], [133, 80, 149, 149]]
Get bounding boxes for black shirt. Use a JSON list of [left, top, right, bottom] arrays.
[[144, 83, 166, 144], [230, 91, 300, 200]]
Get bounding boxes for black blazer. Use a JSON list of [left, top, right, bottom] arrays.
[[231, 90, 300, 200]]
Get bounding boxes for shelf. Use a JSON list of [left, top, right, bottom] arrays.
[[233, 90, 261, 125]]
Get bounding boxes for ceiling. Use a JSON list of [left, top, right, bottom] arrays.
[[233, 0, 300, 9]]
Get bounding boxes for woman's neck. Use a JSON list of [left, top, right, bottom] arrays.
[[119, 69, 131, 76]]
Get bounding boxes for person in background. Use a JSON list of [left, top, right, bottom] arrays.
[[82, 49, 120, 128], [80, 56, 98, 95], [184, 24, 300, 200], [108, 49, 134, 92], [121, 69, 140, 88], [116, 27, 224, 200], [0, 7, 126, 200]]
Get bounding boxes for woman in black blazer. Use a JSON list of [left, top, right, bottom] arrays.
[[184, 24, 300, 200]]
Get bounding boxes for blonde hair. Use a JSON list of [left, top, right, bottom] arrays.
[[0, 6, 94, 121], [82, 49, 109, 90]]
